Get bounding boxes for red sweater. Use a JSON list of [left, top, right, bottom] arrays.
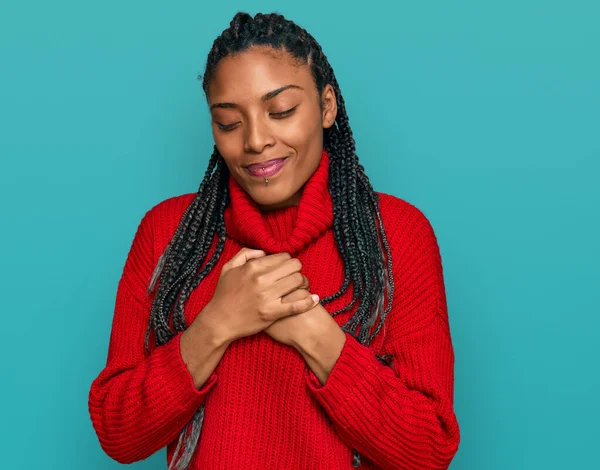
[[88, 149, 460, 469]]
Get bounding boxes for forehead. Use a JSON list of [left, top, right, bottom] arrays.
[[208, 47, 315, 103]]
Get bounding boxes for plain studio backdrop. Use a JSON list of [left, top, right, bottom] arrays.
[[0, 1, 598, 469]]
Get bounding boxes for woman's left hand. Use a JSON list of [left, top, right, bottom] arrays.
[[264, 283, 330, 348]]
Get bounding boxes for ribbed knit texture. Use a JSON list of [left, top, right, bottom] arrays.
[[88, 148, 460, 469]]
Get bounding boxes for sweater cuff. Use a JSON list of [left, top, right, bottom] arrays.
[[156, 331, 219, 408], [305, 331, 374, 394]]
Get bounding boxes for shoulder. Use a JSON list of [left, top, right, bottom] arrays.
[[375, 191, 439, 250], [146, 192, 197, 222], [375, 192, 448, 336], [119, 192, 198, 298], [136, 192, 198, 244]]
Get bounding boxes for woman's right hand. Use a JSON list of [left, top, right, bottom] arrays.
[[198, 247, 316, 344]]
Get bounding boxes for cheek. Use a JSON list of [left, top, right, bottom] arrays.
[[277, 111, 322, 147], [213, 131, 242, 160]]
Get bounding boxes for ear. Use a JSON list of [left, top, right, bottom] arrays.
[[321, 84, 338, 129]]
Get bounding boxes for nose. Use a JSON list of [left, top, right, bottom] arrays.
[[243, 114, 275, 154]]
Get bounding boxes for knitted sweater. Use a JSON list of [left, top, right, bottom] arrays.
[[88, 148, 460, 469]]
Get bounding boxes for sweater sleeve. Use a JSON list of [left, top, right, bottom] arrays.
[[88, 206, 218, 464], [304, 205, 460, 470]]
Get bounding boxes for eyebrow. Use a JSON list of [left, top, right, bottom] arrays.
[[209, 84, 304, 111]]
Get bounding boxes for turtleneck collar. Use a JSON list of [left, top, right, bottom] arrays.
[[224, 148, 333, 255]]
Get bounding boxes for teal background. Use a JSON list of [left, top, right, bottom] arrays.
[[1, 1, 598, 468]]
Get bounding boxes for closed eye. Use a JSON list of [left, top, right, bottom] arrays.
[[215, 105, 298, 131], [216, 122, 239, 131], [271, 105, 298, 118]]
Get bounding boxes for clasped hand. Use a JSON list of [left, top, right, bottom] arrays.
[[203, 247, 333, 349]]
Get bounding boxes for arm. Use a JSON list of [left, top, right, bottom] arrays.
[[296, 208, 460, 470], [88, 207, 222, 464]]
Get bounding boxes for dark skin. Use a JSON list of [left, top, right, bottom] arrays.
[[182, 46, 346, 388], [207, 45, 338, 212]]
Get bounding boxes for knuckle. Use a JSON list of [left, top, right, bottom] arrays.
[[257, 306, 268, 320], [293, 272, 304, 285], [258, 306, 273, 321], [246, 260, 259, 274], [244, 265, 260, 284]]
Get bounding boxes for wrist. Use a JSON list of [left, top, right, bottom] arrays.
[[293, 321, 347, 385], [292, 315, 333, 356], [193, 302, 232, 349]]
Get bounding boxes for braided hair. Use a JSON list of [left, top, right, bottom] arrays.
[[144, 12, 395, 469]]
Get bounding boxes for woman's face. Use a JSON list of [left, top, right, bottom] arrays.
[[207, 46, 337, 211]]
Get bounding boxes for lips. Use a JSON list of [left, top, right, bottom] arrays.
[[245, 157, 288, 178]]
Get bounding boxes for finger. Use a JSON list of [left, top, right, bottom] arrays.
[[281, 288, 310, 303], [271, 271, 307, 299], [225, 248, 266, 270], [252, 252, 292, 270], [278, 293, 320, 318], [261, 258, 303, 284]]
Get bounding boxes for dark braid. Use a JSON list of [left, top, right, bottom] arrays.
[[143, 12, 395, 469]]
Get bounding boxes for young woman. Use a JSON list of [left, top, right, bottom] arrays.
[[89, 11, 460, 470]]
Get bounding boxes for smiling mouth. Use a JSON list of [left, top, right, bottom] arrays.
[[244, 157, 289, 178]]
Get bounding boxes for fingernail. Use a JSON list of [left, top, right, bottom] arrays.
[[311, 294, 319, 303]]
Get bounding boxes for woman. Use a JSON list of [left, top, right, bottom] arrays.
[[88, 11, 460, 470]]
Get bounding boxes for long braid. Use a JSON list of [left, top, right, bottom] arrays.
[[145, 12, 395, 469]]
